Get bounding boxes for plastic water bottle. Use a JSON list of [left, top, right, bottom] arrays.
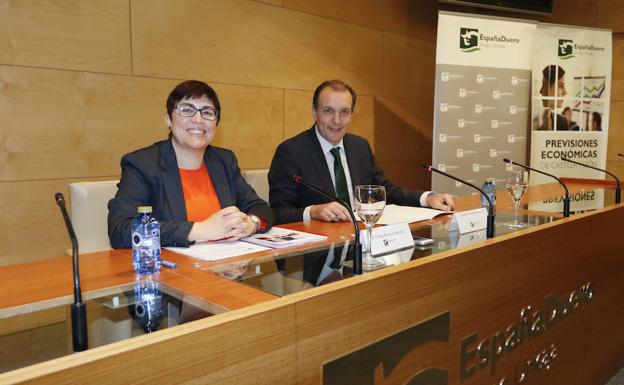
[[480, 178, 496, 214], [132, 275, 163, 333], [131, 206, 161, 275]]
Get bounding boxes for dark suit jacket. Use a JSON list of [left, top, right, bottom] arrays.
[[108, 140, 274, 248], [554, 112, 570, 131], [268, 127, 424, 224]]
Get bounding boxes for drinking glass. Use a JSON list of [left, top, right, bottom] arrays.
[[505, 169, 528, 229], [354, 185, 386, 270]]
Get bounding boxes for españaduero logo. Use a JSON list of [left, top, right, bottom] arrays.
[[558, 39, 574, 59], [559, 38, 605, 60], [460, 27, 521, 53], [460, 27, 479, 52]]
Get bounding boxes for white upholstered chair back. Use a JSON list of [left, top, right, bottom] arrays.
[[69, 180, 119, 253], [241, 169, 269, 202]]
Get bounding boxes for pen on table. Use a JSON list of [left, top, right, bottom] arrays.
[[161, 260, 177, 269]]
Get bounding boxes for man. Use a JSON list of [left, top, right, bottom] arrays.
[[268, 79, 454, 225], [562, 107, 579, 131], [538, 65, 568, 131], [591, 111, 602, 131]]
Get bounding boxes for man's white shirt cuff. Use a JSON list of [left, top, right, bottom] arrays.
[[303, 205, 312, 221], [420, 191, 435, 207]]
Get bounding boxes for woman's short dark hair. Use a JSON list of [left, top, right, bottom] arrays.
[[312, 79, 357, 112], [166, 80, 221, 122]]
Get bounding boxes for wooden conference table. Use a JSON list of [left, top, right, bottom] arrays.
[[0, 181, 623, 385]]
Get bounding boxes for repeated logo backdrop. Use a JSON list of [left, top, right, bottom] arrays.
[[433, 12, 536, 195]]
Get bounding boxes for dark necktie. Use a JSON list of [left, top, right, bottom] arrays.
[[330, 147, 350, 208]]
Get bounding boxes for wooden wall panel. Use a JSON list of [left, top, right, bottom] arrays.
[[284, 0, 439, 41], [597, 0, 624, 33], [0, 67, 286, 180], [0, 0, 131, 74], [131, 0, 384, 95], [210, 85, 284, 169], [374, 97, 434, 163], [537, 0, 598, 28], [283, 89, 374, 147], [606, 160, 624, 180], [0, 66, 172, 181], [405, 0, 439, 42], [612, 36, 624, 101], [283, 0, 408, 36], [374, 96, 434, 192], [382, 32, 436, 100], [607, 101, 624, 163], [255, 0, 283, 6], [378, 160, 432, 191], [0, 178, 95, 266], [283, 89, 314, 140]]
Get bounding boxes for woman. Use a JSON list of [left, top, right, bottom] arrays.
[[108, 80, 274, 248]]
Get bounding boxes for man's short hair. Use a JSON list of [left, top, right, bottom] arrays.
[[562, 107, 571, 114], [542, 65, 565, 86], [312, 79, 357, 111], [166, 80, 221, 122]]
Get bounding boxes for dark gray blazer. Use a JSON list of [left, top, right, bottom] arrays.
[[108, 140, 274, 248], [268, 127, 424, 224]]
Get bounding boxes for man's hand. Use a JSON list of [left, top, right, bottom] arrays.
[[310, 202, 351, 222], [426, 193, 455, 211]]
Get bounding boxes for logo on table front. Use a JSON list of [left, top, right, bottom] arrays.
[[558, 39, 574, 59], [323, 312, 450, 385], [460, 28, 480, 52]]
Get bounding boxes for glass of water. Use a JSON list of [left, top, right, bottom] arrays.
[[505, 169, 528, 229], [355, 185, 386, 270]]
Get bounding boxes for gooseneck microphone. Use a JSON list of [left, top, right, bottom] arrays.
[[561, 157, 621, 204], [293, 175, 362, 275], [55, 192, 88, 352], [421, 164, 495, 239], [503, 159, 570, 218]]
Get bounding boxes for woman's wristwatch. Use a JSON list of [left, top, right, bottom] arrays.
[[248, 214, 267, 234]]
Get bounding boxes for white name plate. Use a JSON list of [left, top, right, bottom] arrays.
[[448, 208, 488, 234], [361, 223, 414, 255]]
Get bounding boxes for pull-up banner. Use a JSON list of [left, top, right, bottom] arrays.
[[529, 24, 611, 213], [433, 12, 612, 213], [433, 12, 536, 195]]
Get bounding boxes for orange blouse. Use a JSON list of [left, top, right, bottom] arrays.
[[179, 163, 221, 222]]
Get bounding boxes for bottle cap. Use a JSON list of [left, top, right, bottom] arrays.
[[485, 178, 496, 183], [137, 206, 153, 213]]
